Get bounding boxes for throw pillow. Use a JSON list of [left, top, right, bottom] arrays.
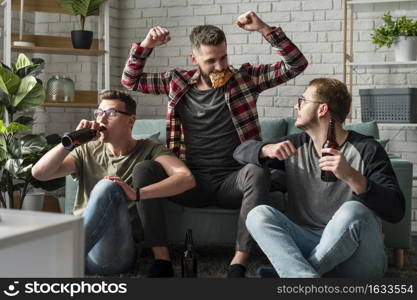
[[260, 118, 288, 141]]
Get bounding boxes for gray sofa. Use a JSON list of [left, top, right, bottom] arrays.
[[64, 118, 413, 267]]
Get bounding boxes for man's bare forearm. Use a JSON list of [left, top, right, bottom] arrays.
[[31, 144, 72, 181], [140, 173, 196, 200]]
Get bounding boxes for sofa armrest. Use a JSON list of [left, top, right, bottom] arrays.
[[382, 157, 413, 249], [64, 176, 78, 214]]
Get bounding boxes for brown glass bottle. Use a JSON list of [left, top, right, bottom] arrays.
[[181, 229, 197, 278], [61, 126, 105, 149], [321, 117, 339, 182]]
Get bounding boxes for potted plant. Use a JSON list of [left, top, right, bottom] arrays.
[[59, 0, 108, 49], [372, 12, 417, 61], [0, 54, 64, 209]]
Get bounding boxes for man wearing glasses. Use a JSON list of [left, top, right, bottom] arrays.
[[32, 90, 196, 275], [234, 78, 405, 277]]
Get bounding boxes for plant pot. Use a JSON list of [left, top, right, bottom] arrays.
[[3, 192, 20, 209], [71, 30, 93, 49], [3, 193, 15, 208], [22, 191, 45, 211], [393, 36, 417, 62]]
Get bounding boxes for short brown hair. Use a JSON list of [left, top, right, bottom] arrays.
[[308, 78, 351, 123], [189, 25, 226, 50], [99, 89, 136, 115]]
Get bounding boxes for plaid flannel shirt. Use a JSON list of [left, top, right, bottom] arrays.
[[121, 27, 308, 160]]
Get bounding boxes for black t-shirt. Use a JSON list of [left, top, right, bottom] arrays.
[[176, 85, 241, 173]]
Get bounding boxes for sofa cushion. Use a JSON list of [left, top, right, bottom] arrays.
[[132, 119, 166, 144], [376, 138, 389, 149], [343, 120, 380, 139], [286, 118, 381, 140], [286, 118, 303, 135], [260, 118, 288, 141]]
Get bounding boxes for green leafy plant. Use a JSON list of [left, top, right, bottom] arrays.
[[59, 0, 108, 31], [372, 12, 417, 48], [0, 54, 64, 209]]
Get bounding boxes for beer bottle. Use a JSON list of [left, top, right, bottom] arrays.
[[61, 126, 105, 151], [321, 117, 339, 182], [181, 229, 197, 278]]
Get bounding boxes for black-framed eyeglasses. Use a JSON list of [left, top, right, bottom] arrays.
[[94, 108, 132, 119], [297, 96, 324, 108]]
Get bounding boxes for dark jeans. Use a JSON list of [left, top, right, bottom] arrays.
[[132, 160, 271, 252]]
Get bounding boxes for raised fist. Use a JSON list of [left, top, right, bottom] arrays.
[[236, 11, 272, 35], [141, 26, 171, 48]]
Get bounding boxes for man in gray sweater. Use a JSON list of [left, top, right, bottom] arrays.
[[234, 78, 405, 277]]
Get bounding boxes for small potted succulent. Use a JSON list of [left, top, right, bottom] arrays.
[[59, 0, 108, 49], [372, 12, 417, 61]]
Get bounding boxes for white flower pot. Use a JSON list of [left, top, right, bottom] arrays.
[[22, 191, 45, 211], [393, 36, 417, 62]]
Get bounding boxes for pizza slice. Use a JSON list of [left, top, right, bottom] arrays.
[[209, 70, 233, 89]]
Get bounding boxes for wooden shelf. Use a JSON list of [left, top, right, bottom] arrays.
[[5, 1, 110, 110], [12, 34, 106, 56], [42, 102, 97, 108], [378, 123, 417, 128], [12, 45, 106, 56], [42, 91, 98, 108], [348, 0, 417, 5], [348, 61, 417, 66], [11, 0, 98, 15]]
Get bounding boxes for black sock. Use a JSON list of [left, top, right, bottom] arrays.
[[227, 264, 246, 278], [147, 259, 174, 278]]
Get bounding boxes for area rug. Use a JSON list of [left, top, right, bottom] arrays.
[[125, 235, 417, 278]]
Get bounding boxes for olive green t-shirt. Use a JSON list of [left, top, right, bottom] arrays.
[[70, 139, 174, 216]]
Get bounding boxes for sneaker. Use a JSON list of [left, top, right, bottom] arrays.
[[227, 264, 246, 278], [256, 266, 279, 278], [147, 259, 174, 278]]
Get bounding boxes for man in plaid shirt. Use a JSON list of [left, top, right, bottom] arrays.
[[122, 11, 308, 277]]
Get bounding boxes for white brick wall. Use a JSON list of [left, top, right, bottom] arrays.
[[3, 0, 417, 231]]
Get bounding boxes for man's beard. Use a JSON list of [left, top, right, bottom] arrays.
[[199, 67, 213, 87], [297, 113, 319, 131]]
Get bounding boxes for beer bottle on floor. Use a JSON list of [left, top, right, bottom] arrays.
[[321, 117, 339, 182], [181, 229, 197, 278]]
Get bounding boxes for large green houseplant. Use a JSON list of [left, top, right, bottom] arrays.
[[59, 0, 108, 49], [372, 12, 417, 61], [0, 54, 64, 209]]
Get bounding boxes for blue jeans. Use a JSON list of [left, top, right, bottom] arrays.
[[83, 179, 136, 275], [246, 201, 387, 278]]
